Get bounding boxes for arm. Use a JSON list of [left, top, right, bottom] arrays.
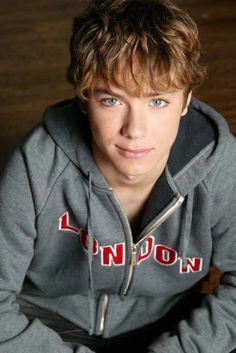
[[147, 136, 236, 353], [0, 146, 94, 353]]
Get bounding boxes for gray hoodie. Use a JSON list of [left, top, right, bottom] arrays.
[[0, 97, 236, 353]]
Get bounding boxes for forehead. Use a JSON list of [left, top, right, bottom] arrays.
[[90, 77, 184, 99], [90, 56, 187, 98], [91, 55, 185, 96]]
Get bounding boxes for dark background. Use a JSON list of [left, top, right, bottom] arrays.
[[0, 0, 235, 170]]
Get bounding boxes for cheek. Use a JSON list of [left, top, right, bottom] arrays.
[[89, 112, 122, 140], [89, 118, 116, 144], [88, 110, 104, 135], [152, 113, 181, 146]]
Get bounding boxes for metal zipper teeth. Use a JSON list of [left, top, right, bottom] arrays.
[[98, 293, 109, 335], [123, 244, 138, 295], [111, 191, 136, 296], [97, 195, 184, 334], [136, 195, 185, 246], [123, 195, 185, 295]]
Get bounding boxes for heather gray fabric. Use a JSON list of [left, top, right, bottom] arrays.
[[0, 97, 236, 353]]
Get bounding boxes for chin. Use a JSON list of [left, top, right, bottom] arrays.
[[123, 174, 137, 180], [119, 167, 150, 180]]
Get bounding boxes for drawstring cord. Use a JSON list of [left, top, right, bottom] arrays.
[[86, 169, 193, 331], [181, 191, 194, 266], [87, 171, 95, 335]]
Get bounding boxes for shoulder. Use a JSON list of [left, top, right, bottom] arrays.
[[10, 121, 70, 215], [19, 121, 69, 174], [203, 127, 236, 206]]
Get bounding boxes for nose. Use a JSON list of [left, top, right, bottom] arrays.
[[121, 106, 148, 139]]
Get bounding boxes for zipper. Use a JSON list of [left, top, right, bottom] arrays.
[[111, 191, 137, 295], [97, 194, 184, 334], [98, 293, 109, 335], [123, 244, 138, 295], [136, 195, 185, 246], [111, 190, 184, 295], [123, 195, 184, 295]]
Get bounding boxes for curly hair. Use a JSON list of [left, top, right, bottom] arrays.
[[67, 0, 206, 100]]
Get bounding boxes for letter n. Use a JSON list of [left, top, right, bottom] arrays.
[[179, 257, 203, 273], [101, 243, 125, 266]]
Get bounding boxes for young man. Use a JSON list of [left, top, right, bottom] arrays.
[[0, 0, 236, 352]]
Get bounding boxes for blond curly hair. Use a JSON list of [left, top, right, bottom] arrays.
[[67, 0, 206, 100]]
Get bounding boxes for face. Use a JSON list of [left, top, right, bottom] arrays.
[[83, 79, 192, 187]]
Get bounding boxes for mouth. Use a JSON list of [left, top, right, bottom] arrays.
[[116, 146, 153, 159]]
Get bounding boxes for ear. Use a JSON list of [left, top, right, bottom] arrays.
[[181, 90, 192, 116]]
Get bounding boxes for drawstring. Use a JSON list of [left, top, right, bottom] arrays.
[[181, 191, 194, 266], [87, 171, 95, 335], [85, 170, 193, 331]]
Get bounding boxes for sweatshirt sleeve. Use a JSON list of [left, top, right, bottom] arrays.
[[147, 135, 236, 353], [0, 146, 94, 353]]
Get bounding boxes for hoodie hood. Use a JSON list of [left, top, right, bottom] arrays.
[[42, 96, 228, 196], [42, 95, 229, 263], [42, 96, 230, 244], [43, 98, 110, 190]]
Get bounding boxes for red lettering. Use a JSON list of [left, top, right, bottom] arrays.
[[179, 257, 203, 273], [154, 245, 177, 265], [101, 243, 125, 266], [59, 212, 203, 274], [137, 236, 154, 264], [80, 228, 98, 254], [59, 212, 79, 234]]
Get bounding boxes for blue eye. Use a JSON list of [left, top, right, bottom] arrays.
[[103, 98, 120, 106], [151, 99, 167, 108]]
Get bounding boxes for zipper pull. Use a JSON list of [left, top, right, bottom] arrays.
[[98, 293, 109, 335], [131, 244, 138, 265]]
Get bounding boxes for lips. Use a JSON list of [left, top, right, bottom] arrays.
[[116, 146, 153, 159]]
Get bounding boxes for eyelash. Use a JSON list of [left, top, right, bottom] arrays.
[[150, 99, 168, 108], [102, 98, 120, 106], [101, 98, 169, 108]]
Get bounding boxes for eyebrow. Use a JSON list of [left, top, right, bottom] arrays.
[[93, 87, 165, 98], [93, 88, 123, 98]]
